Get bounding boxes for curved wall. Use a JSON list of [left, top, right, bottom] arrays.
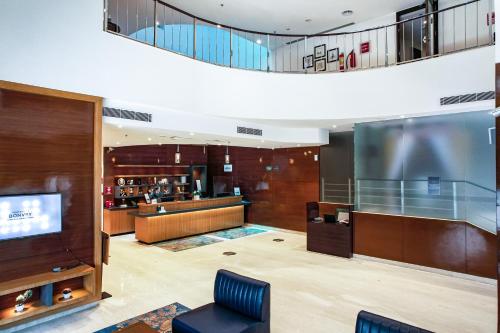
[[0, 0, 494, 125]]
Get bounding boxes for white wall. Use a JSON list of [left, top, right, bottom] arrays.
[[0, 0, 495, 129]]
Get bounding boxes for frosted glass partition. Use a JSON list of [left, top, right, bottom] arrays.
[[354, 111, 496, 234]]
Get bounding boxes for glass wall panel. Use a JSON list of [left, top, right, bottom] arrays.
[[354, 111, 495, 234]]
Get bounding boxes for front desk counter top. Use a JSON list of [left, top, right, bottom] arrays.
[[133, 196, 247, 243]]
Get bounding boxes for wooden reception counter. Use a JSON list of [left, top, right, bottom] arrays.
[[134, 196, 244, 243]]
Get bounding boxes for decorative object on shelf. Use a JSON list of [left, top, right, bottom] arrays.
[[105, 200, 114, 208], [327, 48, 339, 63], [62, 288, 72, 300], [104, 186, 113, 195], [159, 178, 168, 185], [15, 289, 33, 313], [144, 193, 151, 204], [303, 55, 313, 69], [225, 143, 231, 164], [193, 190, 201, 200], [119, 189, 128, 197], [117, 178, 125, 186], [128, 187, 134, 195], [234, 187, 241, 196], [175, 145, 181, 164], [137, 178, 142, 185], [314, 44, 326, 59], [180, 176, 187, 183], [315, 58, 326, 72], [360, 41, 370, 54], [127, 179, 134, 185]]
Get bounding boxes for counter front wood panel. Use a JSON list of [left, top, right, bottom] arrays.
[[135, 205, 244, 243], [103, 208, 138, 235], [354, 212, 496, 278]]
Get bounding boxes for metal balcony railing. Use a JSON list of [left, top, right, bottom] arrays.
[[104, 0, 494, 73]]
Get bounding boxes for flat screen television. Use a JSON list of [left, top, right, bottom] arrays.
[[0, 193, 62, 241]]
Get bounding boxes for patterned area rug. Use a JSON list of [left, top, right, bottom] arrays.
[[209, 227, 268, 239], [153, 235, 223, 252], [94, 302, 190, 333]]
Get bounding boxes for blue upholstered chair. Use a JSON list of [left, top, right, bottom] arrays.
[[172, 269, 271, 333], [356, 311, 433, 333]]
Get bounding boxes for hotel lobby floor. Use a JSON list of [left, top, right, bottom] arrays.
[[16, 226, 496, 333]]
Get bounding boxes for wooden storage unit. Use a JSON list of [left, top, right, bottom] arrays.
[[103, 207, 138, 235], [0, 81, 103, 329]]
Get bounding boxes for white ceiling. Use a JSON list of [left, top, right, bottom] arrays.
[[165, 0, 423, 34]]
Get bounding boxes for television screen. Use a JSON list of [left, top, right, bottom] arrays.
[[0, 193, 62, 241]]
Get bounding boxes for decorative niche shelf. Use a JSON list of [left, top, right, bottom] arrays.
[[0, 264, 95, 326]]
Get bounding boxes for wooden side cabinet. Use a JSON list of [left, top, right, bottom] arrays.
[[307, 221, 353, 258], [103, 208, 138, 235]]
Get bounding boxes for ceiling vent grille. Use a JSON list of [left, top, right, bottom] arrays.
[[440, 91, 494, 106], [103, 107, 152, 122], [237, 126, 263, 136]]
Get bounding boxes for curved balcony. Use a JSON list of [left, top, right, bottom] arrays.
[[104, 0, 494, 73]]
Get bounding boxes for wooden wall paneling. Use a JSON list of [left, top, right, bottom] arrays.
[[465, 224, 497, 278], [0, 80, 103, 328], [353, 212, 404, 262], [403, 217, 466, 273]]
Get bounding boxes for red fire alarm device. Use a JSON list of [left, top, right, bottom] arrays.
[[360, 41, 370, 54]]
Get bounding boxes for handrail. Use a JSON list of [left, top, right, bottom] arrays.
[[104, 0, 495, 73], [355, 179, 495, 194]]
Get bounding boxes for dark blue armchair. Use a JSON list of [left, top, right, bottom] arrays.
[[356, 311, 433, 333], [172, 269, 271, 333]]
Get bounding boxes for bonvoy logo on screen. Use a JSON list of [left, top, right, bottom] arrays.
[[0, 193, 62, 241]]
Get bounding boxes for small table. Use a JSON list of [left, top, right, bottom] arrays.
[[116, 322, 157, 333]]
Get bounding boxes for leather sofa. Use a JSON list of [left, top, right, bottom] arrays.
[[356, 310, 433, 333], [172, 269, 271, 333]]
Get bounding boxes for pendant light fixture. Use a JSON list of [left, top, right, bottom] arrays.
[[175, 144, 181, 164], [224, 142, 230, 164]]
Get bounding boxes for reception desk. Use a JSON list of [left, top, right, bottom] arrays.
[[134, 196, 244, 243]]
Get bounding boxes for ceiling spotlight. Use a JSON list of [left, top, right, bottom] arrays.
[[156, 21, 160, 26], [305, 18, 312, 23], [117, 124, 123, 129], [342, 10, 354, 17], [189, 132, 195, 136], [297, 144, 301, 147], [217, 24, 222, 28], [399, 115, 405, 119], [332, 125, 337, 129], [256, 39, 262, 45], [116, 141, 120, 145], [285, 28, 291, 31], [148, 137, 152, 141], [220, 3, 224, 7], [260, 139, 265, 143]]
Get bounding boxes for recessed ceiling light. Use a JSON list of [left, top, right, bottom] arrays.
[[117, 124, 123, 129], [305, 18, 312, 23], [148, 137, 152, 141], [332, 125, 337, 129], [189, 132, 195, 136], [116, 141, 120, 145], [256, 39, 262, 45], [260, 139, 265, 143], [257, 146, 261, 149], [285, 28, 291, 31], [217, 24, 222, 28], [297, 144, 301, 147], [399, 115, 405, 119], [342, 10, 354, 17]]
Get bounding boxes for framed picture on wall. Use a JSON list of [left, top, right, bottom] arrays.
[[327, 48, 339, 63], [303, 55, 313, 69], [315, 58, 326, 72], [314, 44, 326, 59]]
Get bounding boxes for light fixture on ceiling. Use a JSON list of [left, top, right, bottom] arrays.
[[399, 115, 406, 119], [217, 24, 222, 28], [332, 125, 337, 129], [225, 142, 230, 164], [189, 132, 195, 136], [296, 144, 301, 147], [175, 144, 181, 164], [342, 10, 354, 17], [148, 137, 152, 141], [116, 141, 120, 145], [256, 39, 262, 45], [305, 18, 312, 23], [117, 124, 123, 129], [285, 28, 291, 31]]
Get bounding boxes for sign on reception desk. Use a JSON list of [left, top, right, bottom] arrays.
[[0, 193, 62, 241]]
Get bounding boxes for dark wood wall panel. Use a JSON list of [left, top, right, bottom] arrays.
[[354, 212, 496, 278], [0, 89, 96, 282], [207, 146, 319, 232]]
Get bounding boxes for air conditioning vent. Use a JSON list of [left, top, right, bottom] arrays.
[[103, 107, 152, 122], [237, 126, 263, 136], [440, 91, 494, 106]]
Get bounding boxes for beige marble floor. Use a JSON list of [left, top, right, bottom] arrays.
[[15, 226, 497, 333]]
